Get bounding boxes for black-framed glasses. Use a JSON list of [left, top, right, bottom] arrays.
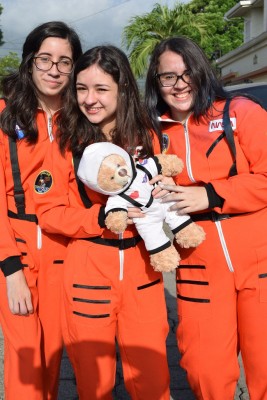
[[156, 71, 191, 87], [33, 56, 73, 74]]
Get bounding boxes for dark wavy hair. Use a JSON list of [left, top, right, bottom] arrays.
[[57, 45, 153, 158], [145, 36, 230, 147], [0, 21, 82, 142]]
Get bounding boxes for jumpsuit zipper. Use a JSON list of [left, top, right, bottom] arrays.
[[183, 119, 234, 273], [37, 114, 54, 249]]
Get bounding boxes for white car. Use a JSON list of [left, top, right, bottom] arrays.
[[225, 82, 267, 110]]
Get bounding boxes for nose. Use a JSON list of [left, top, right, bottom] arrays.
[[118, 168, 128, 177], [48, 63, 60, 75], [173, 77, 186, 89], [82, 89, 97, 105]]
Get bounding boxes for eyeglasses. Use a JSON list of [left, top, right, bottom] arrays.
[[33, 56, 73, 74], [156, 71, 191, 87]]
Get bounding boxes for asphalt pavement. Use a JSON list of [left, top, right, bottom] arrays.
[[0, 272, 249, 399]]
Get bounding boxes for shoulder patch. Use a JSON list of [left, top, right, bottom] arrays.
[[162, 133, 170, 153], [209, 118, 236, 132], [34, 170, 53, 193]]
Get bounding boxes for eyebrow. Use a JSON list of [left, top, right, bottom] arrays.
[[76, 82, 110, 88], [36, 52, 72, 60]]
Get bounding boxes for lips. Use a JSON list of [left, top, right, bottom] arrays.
[[85, 107, 102, 114]]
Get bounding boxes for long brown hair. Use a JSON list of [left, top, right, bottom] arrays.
[[57, 45, 154, 158]]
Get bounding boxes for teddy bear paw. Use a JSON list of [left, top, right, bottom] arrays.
[[150, 245, 181, 272], [175, 222, 205, 248]]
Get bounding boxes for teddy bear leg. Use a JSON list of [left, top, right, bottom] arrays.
[[175, 222, 205, 248], [150, 245, 181, 273]]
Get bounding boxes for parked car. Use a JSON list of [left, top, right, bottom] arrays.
[[225, 82, 267, 110]]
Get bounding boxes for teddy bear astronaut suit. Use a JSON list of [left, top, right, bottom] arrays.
[[77, 142, 197, 259]]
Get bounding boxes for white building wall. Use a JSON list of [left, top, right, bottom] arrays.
[[250, 9, 264, 37]]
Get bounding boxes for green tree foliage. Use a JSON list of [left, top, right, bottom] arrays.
[[122, 2, 208, 78], [189, 0, 243, 61], [122, 0, 243, 78], [0, 52, 20, 78]]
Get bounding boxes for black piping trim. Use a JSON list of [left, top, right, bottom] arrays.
[[73, 297, 110, 304], [178, 265, 206, 270], [73, 284, 111, 290], [177, 294, 210, 303], [21, 252, 27, 256], [153, 156, 163, 174], [73, 311, 110, 318], [136, 163, 153, 180], [119, 192, 143, 208], [15, 237, 26, 243], [53, 260, 64, 264], [206, 132, 225, 157], [172, 218, 192, 235], [259, 273, 267, 279], [137, 278, 161, 290], [176, 279, 209, 286], [149, 241, 171, 255]]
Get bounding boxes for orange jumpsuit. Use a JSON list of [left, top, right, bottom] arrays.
[[33, 138, 170, 400], [160, 97, 267, 400], [0, 99, 68, 400]]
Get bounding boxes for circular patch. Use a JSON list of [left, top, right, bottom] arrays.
[[34, 170, 53, 193]]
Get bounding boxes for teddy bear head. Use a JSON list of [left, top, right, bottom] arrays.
[[78, 142, 135, 195]]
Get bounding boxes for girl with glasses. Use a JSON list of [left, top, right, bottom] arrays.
[[145, 36, 267, 400], [0, 21, 82, 399]]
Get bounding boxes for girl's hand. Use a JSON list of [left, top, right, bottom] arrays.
[[159, 184, 209, 214], [6, 270, 33, 315], [150, 175, 175, 199], [127, 207, 145, 225]]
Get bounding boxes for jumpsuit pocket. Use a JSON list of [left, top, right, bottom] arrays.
[[71, 278, 113, 328], [15, 237, 35, 270], [176, 263, 211, 319], [136, 277, 167, 322], [256, 246, 267, 303], [67, 241, 113, 328]]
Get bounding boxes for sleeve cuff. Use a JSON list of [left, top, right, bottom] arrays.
[[98, 206, 106, 228], [0, 256, 23, 277], [205, 183, 224, 209]]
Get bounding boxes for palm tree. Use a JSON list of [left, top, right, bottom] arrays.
[[122, 2, 207, 78]]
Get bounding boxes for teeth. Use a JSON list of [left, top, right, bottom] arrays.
[[174, 93, 188, 99]]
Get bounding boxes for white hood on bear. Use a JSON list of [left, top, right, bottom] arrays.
[[77, 142, 133, 195]]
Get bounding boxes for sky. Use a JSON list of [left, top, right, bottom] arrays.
[[0, 0, 190, 58]]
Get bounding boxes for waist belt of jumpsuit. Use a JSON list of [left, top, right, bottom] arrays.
[[191, 211, 241, 222], [8, 209, 38, 223], [80, 235, 142, 250]]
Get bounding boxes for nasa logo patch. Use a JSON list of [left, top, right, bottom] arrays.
[[34, 170, 53, 193]]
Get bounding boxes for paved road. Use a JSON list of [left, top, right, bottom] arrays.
[[0, 272, 249, 399]]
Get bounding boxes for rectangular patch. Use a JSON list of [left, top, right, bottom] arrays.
[[209, 118, 236, 132]]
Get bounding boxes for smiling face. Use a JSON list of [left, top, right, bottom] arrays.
[[157, 50, 194, 122], [31, 37, 73, 108], [76, 64, 118, 138]]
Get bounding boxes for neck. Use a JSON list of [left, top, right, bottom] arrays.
[[38, 95, 62, 116]]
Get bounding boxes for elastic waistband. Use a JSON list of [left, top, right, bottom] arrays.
[[191, 211, 240, 222], [8, 209, 38, 223], [80, 235, 142, 250]]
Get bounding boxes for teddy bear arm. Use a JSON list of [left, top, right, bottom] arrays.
[[105, 210, 128, 234], [155, 154, 184, 177]]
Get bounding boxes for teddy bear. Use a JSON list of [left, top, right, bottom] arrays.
[[77, 142, 205, 272]]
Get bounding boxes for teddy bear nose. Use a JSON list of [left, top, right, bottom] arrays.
[[118, 168, 128, 177]]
